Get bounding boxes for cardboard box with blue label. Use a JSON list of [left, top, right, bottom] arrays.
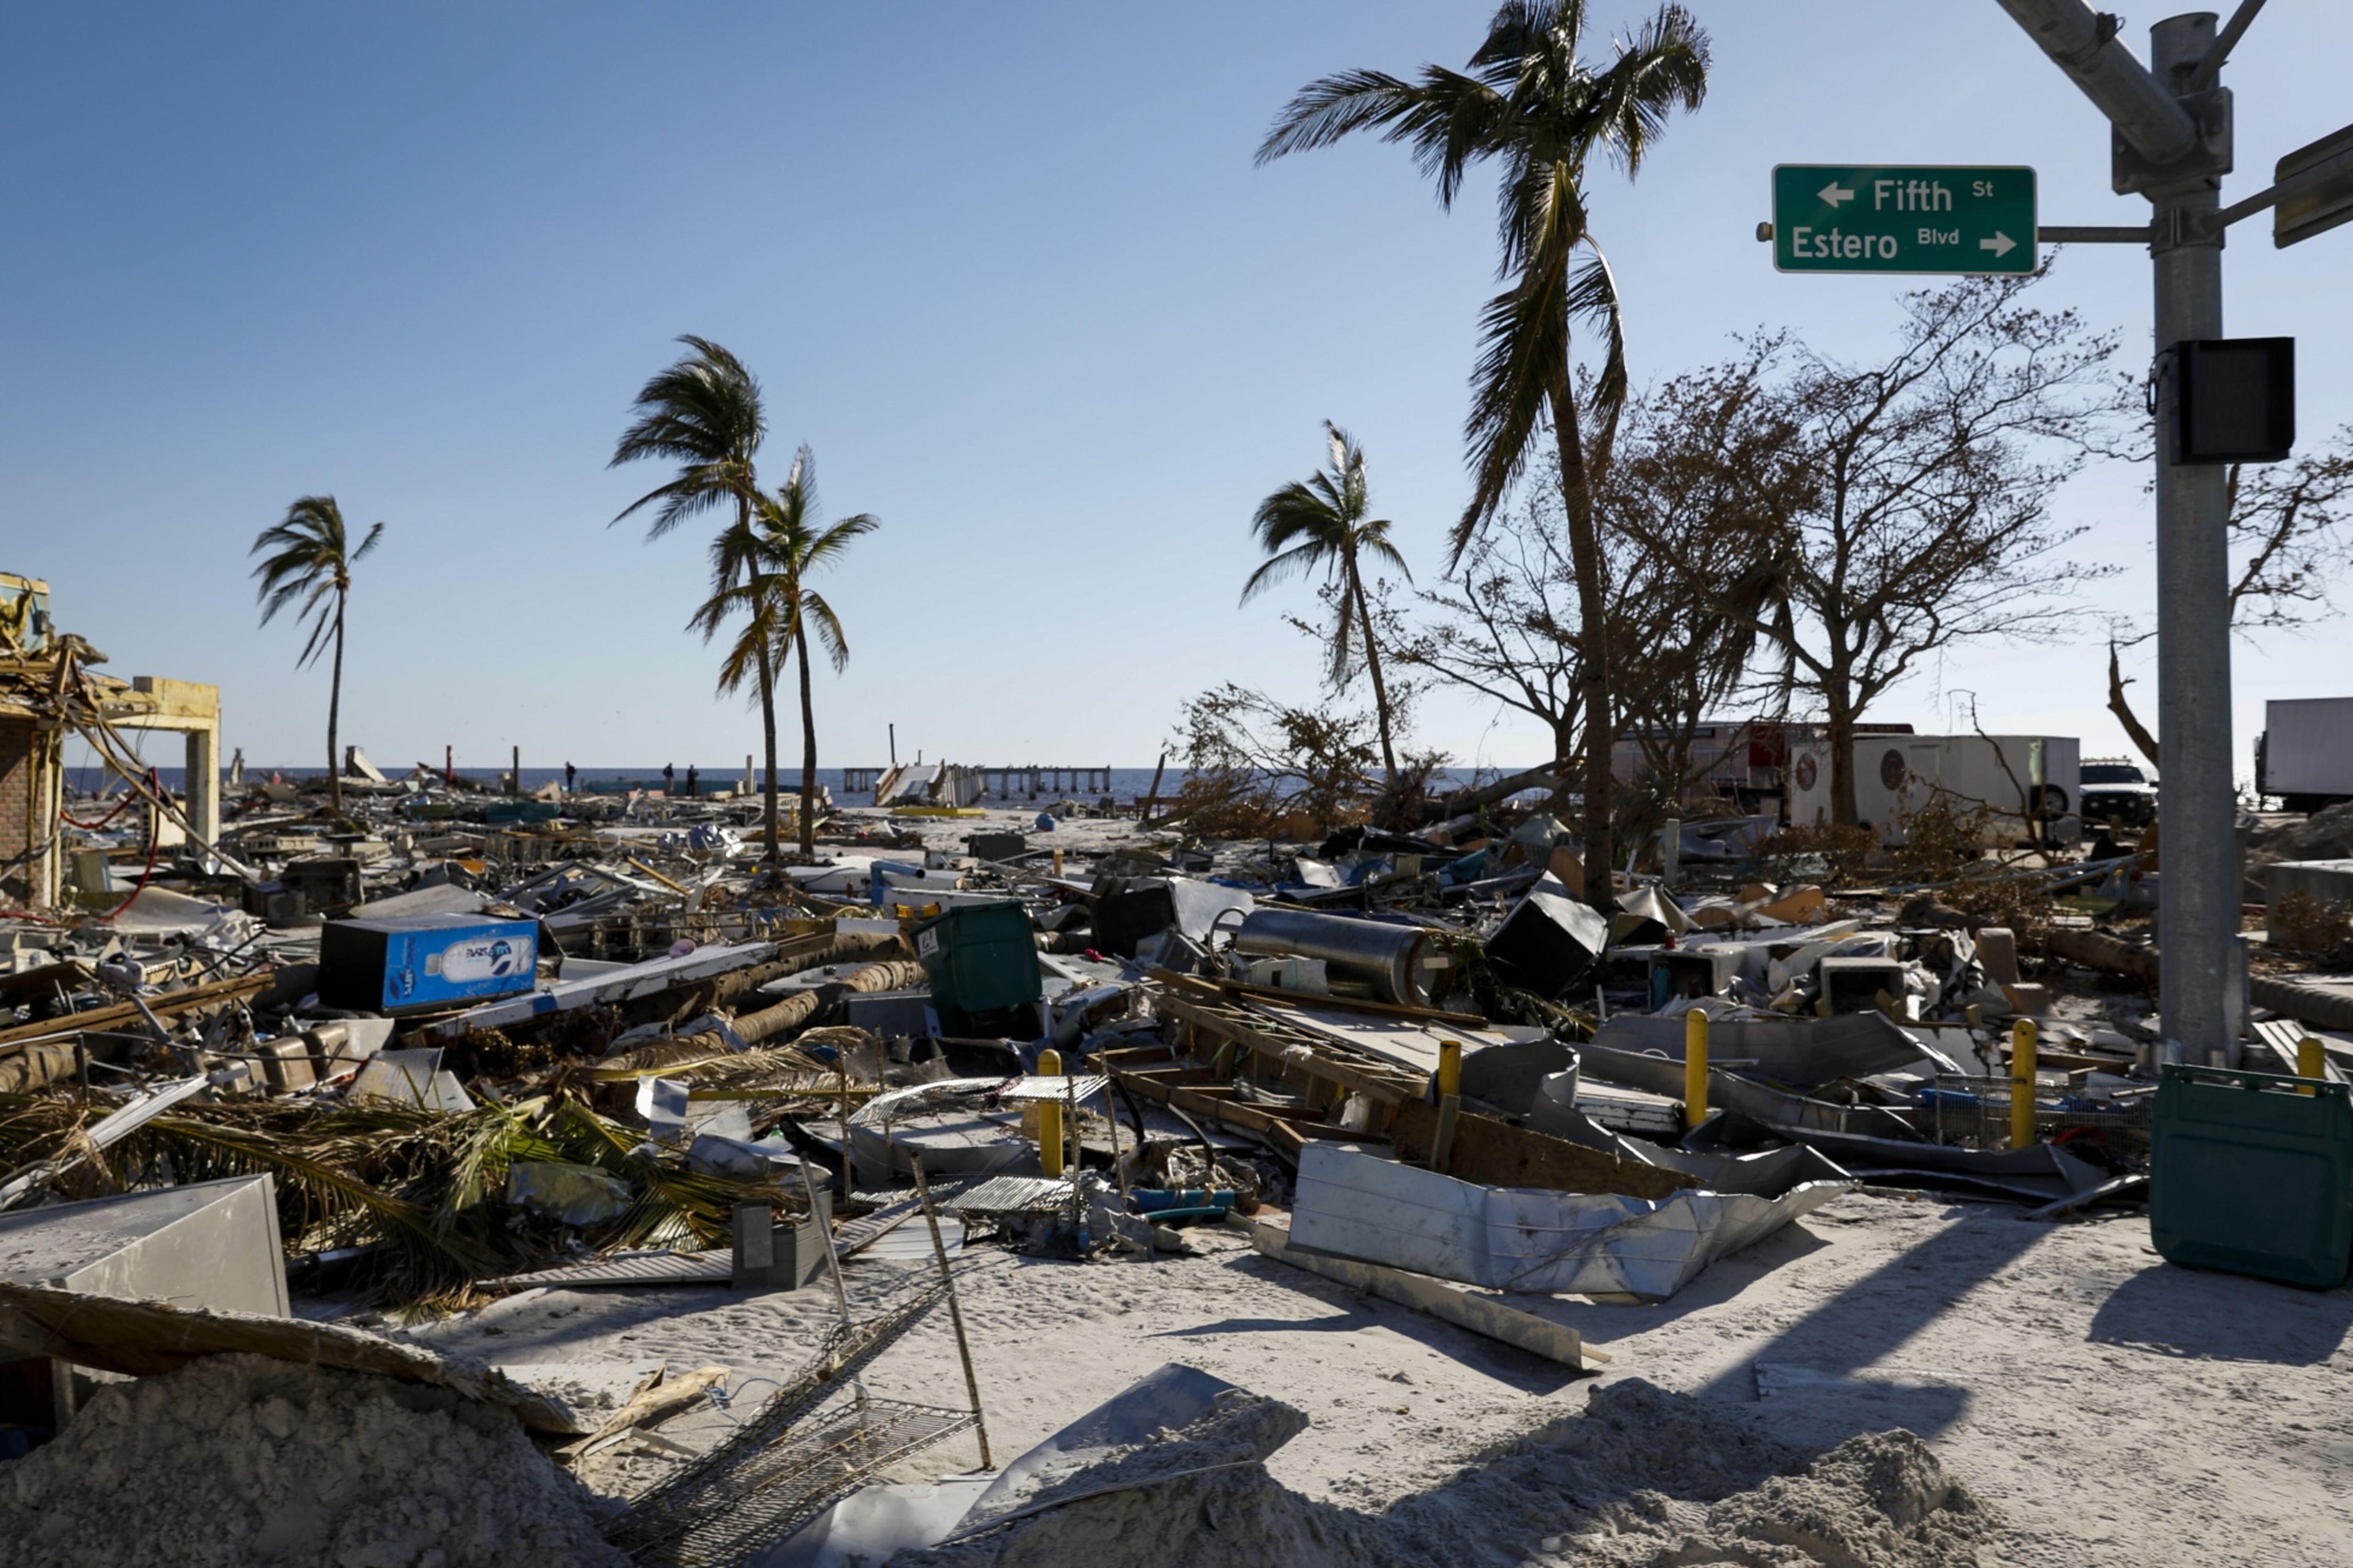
[[318, 913, 540, 1014]]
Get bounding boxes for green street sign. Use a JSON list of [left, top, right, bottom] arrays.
[[1772, 165, 2037, 275]]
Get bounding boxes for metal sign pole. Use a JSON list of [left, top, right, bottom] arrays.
[[1994, 1, 2236, 1064], [2146, 14, 2237, 1065]]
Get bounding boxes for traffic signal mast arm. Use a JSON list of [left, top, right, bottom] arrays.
[[1991, 0, 2196, 163]]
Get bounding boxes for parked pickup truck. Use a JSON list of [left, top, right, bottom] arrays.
[[2079, 757, 2159, 827]]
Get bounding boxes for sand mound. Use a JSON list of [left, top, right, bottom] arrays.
[[898, 1377, 1989, 1568], [0, 1352, 624, 1568], [1696, 1429, 1986, 1568], [2246, 801, 2353, 869]]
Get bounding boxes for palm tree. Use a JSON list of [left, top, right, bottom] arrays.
[[608, 336, 778, 852], [690, 448, 877, 856], [1258, 0, 1710, 904], [250, 496, 384, 816], [1242, 422, 1412, 780]]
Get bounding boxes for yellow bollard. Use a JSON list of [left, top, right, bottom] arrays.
[[1053, 847, 1064, 878], [2300, 1036, 2326, 1096], [2010, 1019, 2039, 1149], [1432, 1040, 1464, 1173], [1037, 1047, 1064, 1178], [1684, 1010, 1709, 1129]]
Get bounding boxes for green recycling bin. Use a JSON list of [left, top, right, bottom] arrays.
[[910, 901, 1041, 1031], [2150, 1063, 2353, 1289]]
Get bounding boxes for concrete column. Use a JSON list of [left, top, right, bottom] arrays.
[[184, 724, 220, 853]]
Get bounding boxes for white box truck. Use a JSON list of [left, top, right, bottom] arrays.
[[1785, 733, 2082, 848], [2257, 697, 2353, 812]]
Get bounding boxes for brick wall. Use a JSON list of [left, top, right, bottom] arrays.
[[0, 716, 48, 908]]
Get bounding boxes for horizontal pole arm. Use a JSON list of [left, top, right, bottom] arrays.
[[2202, 144, 2353, 232], [1993, 0, 2198, 164], [2039, 224, 2153, 243]]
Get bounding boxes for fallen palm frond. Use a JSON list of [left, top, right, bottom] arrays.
[[593, 1041, 836, 1084], [791, 1026, 875, 1064], [132, 1109, 501, 1299], [539, 1096, 749, 1251], [0, 1087, 782, 1305], [430, 1097, 563, 1240]]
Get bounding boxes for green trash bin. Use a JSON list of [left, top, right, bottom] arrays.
[[910, 901, 1042, 1032], [2150, 1063, 2353, 1289]]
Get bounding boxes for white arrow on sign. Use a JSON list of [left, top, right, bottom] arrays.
[[1979, 231, 2017, 257], [1818, 182, 1854, 207]]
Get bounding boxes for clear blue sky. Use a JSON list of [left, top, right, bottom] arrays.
[[6, 3, 2348, 777]]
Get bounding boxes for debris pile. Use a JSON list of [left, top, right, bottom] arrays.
[[0, 1352, 624, 1568], [0, 712, 2299, 1316], [4, 613, 2340, 1558]]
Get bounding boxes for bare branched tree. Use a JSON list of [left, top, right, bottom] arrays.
[[2107, 424, 2353, 767], [1173, 684, 1385, 836], [1398, 489, 1586, 769], [1616, 274, 2131, 825], [1398, 445, 1755, 848], [1604, 463, 1770, 812]]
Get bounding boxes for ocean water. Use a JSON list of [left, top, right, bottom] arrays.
[[68, 762, 1540, 806]]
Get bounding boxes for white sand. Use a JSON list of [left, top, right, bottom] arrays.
[[412, 1191, 2353, 1567], [898, 1377, 1988, 1568]]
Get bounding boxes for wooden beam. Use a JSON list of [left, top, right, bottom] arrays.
[[1225, 982, 1489, 1029], [1252, 1214, 1604, 1369], [1153, 968, 1488, 1029], [1154, 996, 1422, 1104], [0, 971, 272, 1053], [1114, 1067, 1385, 1149], [1096, 1044, 1177, 1071]]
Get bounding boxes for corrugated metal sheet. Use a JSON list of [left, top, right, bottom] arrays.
[[859, 1214, 966, 1261], [936, 1174, 1071, 1216], [488, 1249, 731, 1289], [836, 1198, 919, 1257]]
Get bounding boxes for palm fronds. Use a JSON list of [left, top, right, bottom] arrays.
[[1243, 422, 1411, 774], [610, 335, 768, 541], [138, 1108, 502, 1296], [252, 497, 345, 658], [0, 1088, 785, 1306], [539, 1098, 743, 1252], [599, 1042, 834, 1085], [1259, 0, 1708, 547], [250, 496, 383, 668]]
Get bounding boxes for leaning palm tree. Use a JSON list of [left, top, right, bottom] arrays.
[[1259, 0, 1710, 903], [1242, 422, 1412, 780], [690, 533, 790, 853], [691, 448, 877, 856], [250, 496, 384, 815], [609, 336, 781, 851]]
